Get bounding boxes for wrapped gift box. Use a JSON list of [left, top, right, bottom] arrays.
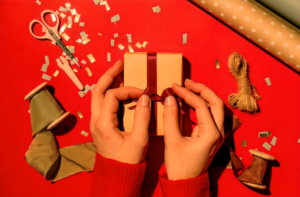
[[123, 52, 183, 136]]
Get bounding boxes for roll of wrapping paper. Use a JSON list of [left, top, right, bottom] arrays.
[[25, 82, 97, 182], [191, 0, 300, 73]]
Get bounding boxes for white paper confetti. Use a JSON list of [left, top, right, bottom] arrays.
[[105, 4, 110, 11], [41, 64, 49, 72], [80, 31, 88, 39], [107, 53, 111, 62], [126, 34, 132, 43], [59, 6, 68, 12], [62, 33, 70, 41], [111, 39, 114, 46], [183, 34, 187, 44], [81, 60, 87, 65], [93, 0, 101, 5], [83, 84, 90, 94], [135, 42, 142, 49], [51, 14, 56, 22], [152, 6, 161, 13], [98, 33, 102, 36], [270, 136, 277, 146], [82, 38, 90, 45], [42, 74, 51, 81], [262, 142, 272, 151], [45, 56, 49, 65], [128, 44, 134, 52], [65, 3, 71, 10], [36, 0, 41, 5], [74, 14, 80, 23], [118, 44, 125, 50], [70, 9, 77, 15], [53, 70, 59, 77], [79, 22, 85, 27], [81, 130, 89, 137], [73, 69, 78, 73], [68, 16, 72, 24], [60, 13, 66, 19], [111, 14, 120, 23], [265, 77, 271, 86], [78, 91, 84, 98], [114, 33, 118, 38], [142, 41, 148, 48], [86, 67, 92, 77]]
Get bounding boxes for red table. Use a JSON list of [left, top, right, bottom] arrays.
[[0, 0, 299, 196]]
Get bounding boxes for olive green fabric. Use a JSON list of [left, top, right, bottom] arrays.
[[25, 89, 97, 182]]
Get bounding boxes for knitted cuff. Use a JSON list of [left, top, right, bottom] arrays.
[[90, 153, 146, 197], [159, 172, 210, 197]]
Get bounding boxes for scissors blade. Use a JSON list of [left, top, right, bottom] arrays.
[[56, 39, 81, 69]]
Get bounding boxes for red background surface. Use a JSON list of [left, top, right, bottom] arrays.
[[0, 0, 299, 196]]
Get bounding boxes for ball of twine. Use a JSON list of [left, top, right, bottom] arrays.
[[228, 52, 260, 113]]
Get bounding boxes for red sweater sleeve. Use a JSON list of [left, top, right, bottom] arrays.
[[159, 172, 210, 197], [90, 153, 146, 197]]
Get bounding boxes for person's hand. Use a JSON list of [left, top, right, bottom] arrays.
[[163, 79, 225, 180], [90, 60, 152, 164]]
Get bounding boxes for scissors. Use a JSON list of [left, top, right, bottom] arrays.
[[29, 10, 81, 69]]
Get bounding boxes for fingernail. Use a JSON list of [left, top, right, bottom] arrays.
[[140, 94, 150, 106], [165, 96, 174, 106], [185, 78, 194, 83], [114, 60, 122, 67]]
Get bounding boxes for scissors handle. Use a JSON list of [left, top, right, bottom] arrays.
[[29, 10, 60, 43]]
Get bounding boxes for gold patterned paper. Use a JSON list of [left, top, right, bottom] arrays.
[[87, 54, 95, 63], [62, 33, 70, 41], [128, 44, 134, 52], [82, 38, 90, 45], [53, 70, 59, 77], [77, 111, 83, 119], [135, 42, 142, 49], [118, 44, 125, 50], [259, 131, 272, 137], [74, 14, 80, 23], [270, 136, 277, 146], [51, 14, 56, 22], [70, 9, 77, 15], [86, 67, 92, 77], [60, 23, 67, 32], [60, 13, 66, 19], [81, 130, 89, 137]]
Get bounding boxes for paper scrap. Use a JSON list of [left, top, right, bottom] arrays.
[[42, 74, 51, 81], [135, 42, 142, 49], [118, 44, 125, 50], [259, 131, 272, 138], [80, 31, 88, 39], [265, 77, 271, 86], [114, 33, 118, 38], [128, 44, 134, 52], [216, 60, 220, 69], [60, 23, 67, 32], [81, 130, 89, 137], [100, 1, 107, 5], [65, 3, 71, 10], [111, 14, 120, 23], [262, 142, 272, 151], [270, 136, 277, 146], [77, 111, 83, 119], [68, 46, 75, 53], [73, 69, 78, 73], [126, 34, 132, 43], [242, 140, 247, 147], [36, 0, 41, 5], [60, 12, 66, 18], [41, 64, 48, 72], [70, 9, 77, 15], [59, 6, 68, 12], [82, 38, 90, 45], [90, 84, 96, 91], [59, 31, 63, 36], [152, 6, 161, 13], [51, 14, 56, 22], [105, 4, 110, 11], [183, 34, 187, 44], [81, 60, 87, 65], [107, 53, 111, 62], [86, 67, 92, 77], [53, 70, 59, 77], [44, 56, 49, 65], [83, 84, 90, 94], [42, 26, 47, 32], [68, 23, 72, 28], [98, 33, 102, 36], [78, 91, 84, 98], [76, 39, 82, 43], [74, 14, 80, 23], [62, 33, 70, 41], [87, 54, 95, 63], [79, 22, 85, 27], [28, 110, 30, 113], [68, 16, 72, 24], [111, 39, 114, 46], [93, 0, 100, 5], [298, 138, 300, 143], [142, 41, 148, 48]]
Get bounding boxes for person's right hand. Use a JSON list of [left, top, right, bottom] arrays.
[[163, 79, 225, 180]]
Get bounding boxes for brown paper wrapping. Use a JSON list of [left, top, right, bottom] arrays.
[[192, 0, 300, 73], [124, 52, 182, 136]]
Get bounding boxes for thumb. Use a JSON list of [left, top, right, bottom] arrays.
[[131, 94, 151, 141], [163, 95, 182, 146]]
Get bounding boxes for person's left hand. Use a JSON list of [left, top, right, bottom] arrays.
[[90, 60, 152, 164]]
